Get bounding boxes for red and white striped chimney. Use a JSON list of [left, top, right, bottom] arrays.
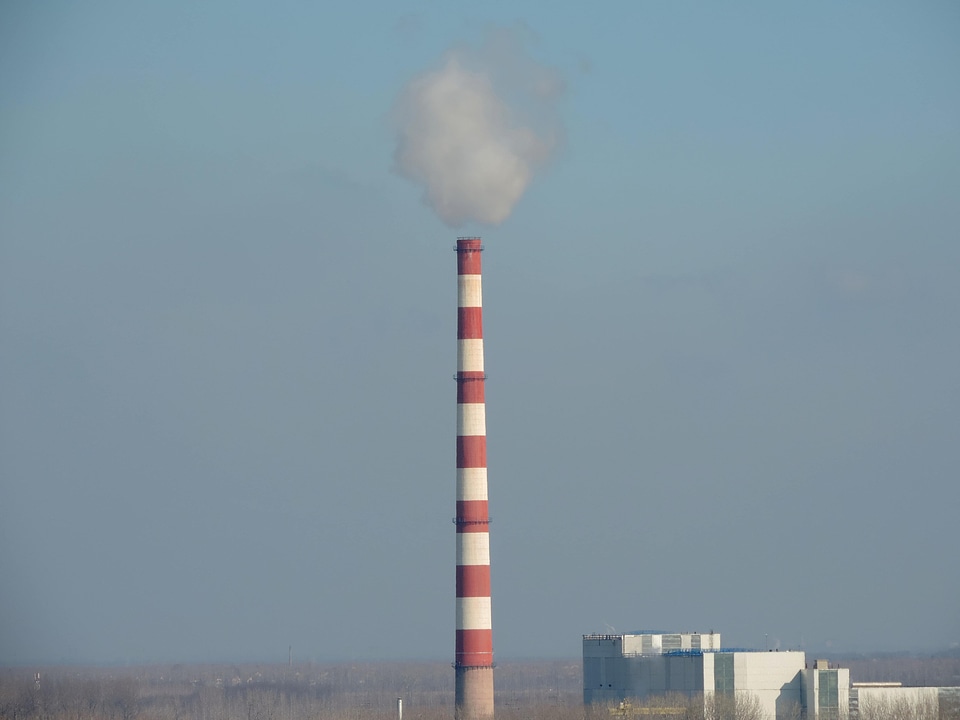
[[454, 237, 494, 719]]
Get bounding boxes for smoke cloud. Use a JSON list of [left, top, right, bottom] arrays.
[[392, 29, 564, 228]]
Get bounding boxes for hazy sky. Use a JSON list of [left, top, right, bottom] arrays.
[[2, 1, 958, 666]]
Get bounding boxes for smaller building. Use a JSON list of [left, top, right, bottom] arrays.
[[849, 683, 949, 720], [802, 659, 851, 720]]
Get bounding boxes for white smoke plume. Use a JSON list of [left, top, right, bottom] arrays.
[[392, 29, 564, 227]]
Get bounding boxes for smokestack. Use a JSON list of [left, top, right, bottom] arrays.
[[454, 237, 494, 719]]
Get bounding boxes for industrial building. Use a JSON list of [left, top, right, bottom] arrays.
[[584, 632, 831, 719], [584, 632, 959, 720], [585, 632, 870, 720]]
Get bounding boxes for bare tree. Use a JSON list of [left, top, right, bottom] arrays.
[[704, 692, 766, 720], [106, 678, 140, 720], [778, 699, 803, 720], [860, 694, 939, 720], [0, 675, 36, 720]]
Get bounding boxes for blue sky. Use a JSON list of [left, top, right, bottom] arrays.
[[1, 1, 959, 665]]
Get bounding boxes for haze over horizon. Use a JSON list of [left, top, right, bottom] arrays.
[[2, 1, 959, 667]]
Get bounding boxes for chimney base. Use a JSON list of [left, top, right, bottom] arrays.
[[455, 666, 494, 720]]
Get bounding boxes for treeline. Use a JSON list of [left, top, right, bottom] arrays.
[[0, 675, 140, 720], [1, 655, 957, 720], [0, 660, 583, 720]]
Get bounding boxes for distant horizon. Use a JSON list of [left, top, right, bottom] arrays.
[[5, 642, 960, 670]]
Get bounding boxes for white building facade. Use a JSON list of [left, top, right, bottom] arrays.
[[851, 685, 943, 720], [584, 633, 846, 720]]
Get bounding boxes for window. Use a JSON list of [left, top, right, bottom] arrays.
[[714, 655, 734, 695], [819, 670, 838, 720]]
